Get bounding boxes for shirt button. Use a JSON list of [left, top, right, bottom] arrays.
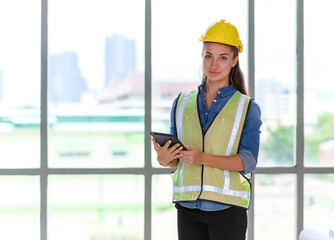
[[214, 100, 216, 102], [218, 91, 220, 94], [206, 113, 208, 115]]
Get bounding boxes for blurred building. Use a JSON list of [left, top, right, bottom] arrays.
[[105, 34, 136, 86], [256, 78, 296, 125], [48, 52, 87, 103]]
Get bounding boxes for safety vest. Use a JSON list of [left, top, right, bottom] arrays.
[[172, 89, 252, 209]]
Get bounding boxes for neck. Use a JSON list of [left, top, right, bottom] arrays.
[[205, 81, 229, 95]]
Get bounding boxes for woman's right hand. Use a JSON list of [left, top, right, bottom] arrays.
[[151, 137, 183, 167]]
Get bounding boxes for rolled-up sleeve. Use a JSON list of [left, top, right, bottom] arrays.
[[238, 101, 262, 174], [169, 97, 178, 136], [239, 149, 257, 174]]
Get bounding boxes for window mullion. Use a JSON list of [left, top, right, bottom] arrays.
[[144, 0, 152, 239], [248, 0, 255, 239], [40, 0, 48, 239], [296, 0, 304, 237]]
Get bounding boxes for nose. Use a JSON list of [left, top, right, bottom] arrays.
[[211, 59, 218, 69]]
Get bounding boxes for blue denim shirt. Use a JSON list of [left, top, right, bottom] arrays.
[[170, 82, 262, 211]]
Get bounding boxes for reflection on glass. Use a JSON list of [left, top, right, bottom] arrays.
[[48, 175, 144, 240], [254, 174, 296, 240], [255, 0, 297, 167], [304, 0, 334, 167], [0, 0, 40, 168], [151, 0, 248, 167], [48, 0, 145, 168], [304, 174, 334, 234], [152, 175, 177, 240], [0, 176, 40, 239]]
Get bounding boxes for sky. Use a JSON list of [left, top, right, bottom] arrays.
[[0, 0, 333, 110], [0, 0, 247, 104]]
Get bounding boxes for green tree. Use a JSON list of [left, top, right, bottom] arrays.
[[262, 113, 334, 165], [262, 124, 294, 165], [317, 113, 334, 141], [305, 112, 334, 163]]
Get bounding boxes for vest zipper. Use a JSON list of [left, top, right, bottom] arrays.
[[196, 92, 205, 200]]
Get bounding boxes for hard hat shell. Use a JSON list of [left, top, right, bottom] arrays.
[[200, 19, 243, 53]]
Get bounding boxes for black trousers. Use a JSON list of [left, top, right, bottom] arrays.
[[176, 203, 247, 240]]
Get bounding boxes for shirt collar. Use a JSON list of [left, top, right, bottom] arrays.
[[198, 81, 237, 98]]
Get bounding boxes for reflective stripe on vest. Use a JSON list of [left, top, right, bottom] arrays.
[[172, 90, 251, 209], [174, 90, 196, 187]]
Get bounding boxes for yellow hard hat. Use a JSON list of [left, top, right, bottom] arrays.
[[200, 19, 243, 53]]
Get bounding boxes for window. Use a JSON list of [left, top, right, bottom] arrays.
[[304, 0, 334, 168], [254, 174, 296, 239], [254, 2, 297, 238], [1, 1, 334, 240], [48, 0, 145, 169], [0, 176, 40, 239], [0, 0, 41, 168], [304, 0, 334, 234], [255, 0, 297, 168], [48, 175, 144, 239]]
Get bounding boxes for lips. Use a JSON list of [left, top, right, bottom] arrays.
[[209, 71, 220, 76]]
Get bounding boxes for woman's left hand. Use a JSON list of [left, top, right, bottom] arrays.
[[179, 145, 203, 166]]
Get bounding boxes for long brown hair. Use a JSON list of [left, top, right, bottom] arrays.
[[201, 43, 248, 95]]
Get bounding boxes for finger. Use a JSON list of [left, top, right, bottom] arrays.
[[170, 144, 182, 153], [174, 153, 184, 159], [180, 149, 191, 157], [162, 140, 172, 149], [176, 146, 184, 152], [152, 144, 158, 151], [151, 138, 160, 147]]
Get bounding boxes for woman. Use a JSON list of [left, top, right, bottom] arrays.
[[152, 19, 262, 240]]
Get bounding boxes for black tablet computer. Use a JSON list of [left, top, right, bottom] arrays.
[[150, 132, 187, 150]]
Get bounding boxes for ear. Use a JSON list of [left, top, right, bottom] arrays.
[[232, 56, 239, 67]]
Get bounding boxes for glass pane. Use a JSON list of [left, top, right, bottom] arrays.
[[151, 0, 248, 167], [254, 174, 296, 240], [0, 176, 40, 240], [304, 0, 334, 167], [48, 0, 145, 168], [255, 0, 297, 167], [0, 0, 40, 168], [304, 174, 334, 234], [48, 175, 144, 240], [152, 174, 177, 240]]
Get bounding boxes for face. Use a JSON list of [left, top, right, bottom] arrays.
[[202, 42, 238, 86]]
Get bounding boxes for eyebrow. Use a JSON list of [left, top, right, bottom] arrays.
[[205, 51, 229, 56]]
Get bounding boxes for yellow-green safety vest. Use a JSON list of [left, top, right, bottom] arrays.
[[172, 90, 252, 209]]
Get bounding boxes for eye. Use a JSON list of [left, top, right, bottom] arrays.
[[220, 56, 227, 60], [204, 54, 211, 59]]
